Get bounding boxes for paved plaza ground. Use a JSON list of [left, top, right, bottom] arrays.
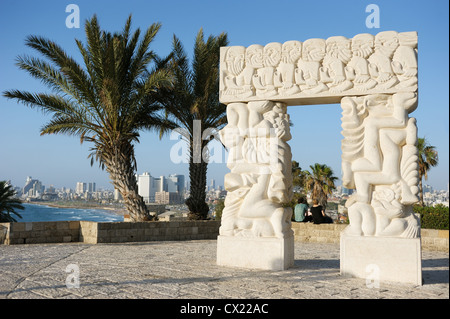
[[0, 240, 448, 304]]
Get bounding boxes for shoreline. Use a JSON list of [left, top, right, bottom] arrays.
[[23, 201, 126, 216]]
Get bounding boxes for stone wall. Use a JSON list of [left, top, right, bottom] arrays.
[[0, 221, 80, 245], [421, 229, 450, 252], [0, 220, 220, 245], [291, 222, 449, 252], [292, 222, 347, 244], [84, 220, 221, 244], [1, 221, 447, 252]]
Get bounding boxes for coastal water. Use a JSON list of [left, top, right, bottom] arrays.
[[16, 203, 124, 222]]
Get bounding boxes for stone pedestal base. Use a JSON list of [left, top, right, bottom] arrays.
[[217, 235, 294, 271], [340, 231, 422, 285]]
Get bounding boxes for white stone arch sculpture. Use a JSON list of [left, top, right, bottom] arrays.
[[217, 31, 421, 285]]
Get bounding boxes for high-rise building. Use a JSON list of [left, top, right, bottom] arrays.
[[88, 182, 96, 193], [76, 182, 87, 194], [23, 176, 45, 198], [76, 182, 96, 194], [136, 172, 185, 203]]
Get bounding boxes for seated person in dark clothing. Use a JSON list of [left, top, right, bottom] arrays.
[[310, 199, 333, 224]]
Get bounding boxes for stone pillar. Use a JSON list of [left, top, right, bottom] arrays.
[[217, 100, 294, 270], [340, 92, 422, 285]]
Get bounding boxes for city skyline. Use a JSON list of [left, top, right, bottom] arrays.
[[0, 0, 448, 192]]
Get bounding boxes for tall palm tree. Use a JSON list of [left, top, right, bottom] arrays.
[[417, 137, 439, 206], [3, 15, 173, 221], [304, 163, 338, 208], [156, 29, 228, 220], [0, 181, 24, 222], [292, 160, 305, 191]]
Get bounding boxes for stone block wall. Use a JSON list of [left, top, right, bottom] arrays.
[[0, 220, 221, 245], [93, 220, 220, 243], [421, 229, 450, 252], [1, 220, 447, 252], [0, 221, 80, 245], [292, 223, 347, 244], [291, 222, 449, 252]]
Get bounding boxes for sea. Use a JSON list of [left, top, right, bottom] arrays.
[[15, 203, 124, 223]]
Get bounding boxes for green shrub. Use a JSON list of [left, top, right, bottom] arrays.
[[413, 204, 449, 230], [214, 199, 225, 221]]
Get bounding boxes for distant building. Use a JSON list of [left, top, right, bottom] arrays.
[[342, 187, 354, 196], [136, 172, 185, 203], [23, 176, 45, 198], [155, 191, 182, 204], [88, 182, 96, 193], [76, 182, 86, 194]]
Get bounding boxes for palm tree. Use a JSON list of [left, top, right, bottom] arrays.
[[156, 29, 228, 220], [304, 163, 338, 208], [3, 15, 173, 221], [292, 160, 305, 191], [0, 181, 24, 222], [417, 137, 439, 206]]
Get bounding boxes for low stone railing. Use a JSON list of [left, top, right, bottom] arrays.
[[291, 222, 449, 252], [1, 220, 448, 252], [0, 220, 220, 245]]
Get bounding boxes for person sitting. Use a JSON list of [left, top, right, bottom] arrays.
[[310, 199, 333, 224], [294, 197, 312, 222]]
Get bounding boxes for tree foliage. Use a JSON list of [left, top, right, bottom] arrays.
[[0, 181, 24, 222], [3, 15, 173, 221]]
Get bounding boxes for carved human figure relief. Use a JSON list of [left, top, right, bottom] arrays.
[[341, 92, 420, 238], [368, 31, 400, 90], [276, 40, 302, 95], [295, 38, 328, 94], [322, 36, 353, 93], [219, 31, 417, 104], [253, 43, 282, 98], [392, 31, 418, 89], [222, 46, 246, 97], [219, 101, 293, 239], [347, 33, 377, 91]]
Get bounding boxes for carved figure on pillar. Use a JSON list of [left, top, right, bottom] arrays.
[[341, 92, 420, 238], [219, 101, 293, 239]]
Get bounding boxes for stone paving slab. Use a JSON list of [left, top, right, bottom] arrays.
[[0, 240, 448, 303]]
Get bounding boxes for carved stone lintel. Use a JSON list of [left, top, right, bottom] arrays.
[[220, 31, 418, 106]]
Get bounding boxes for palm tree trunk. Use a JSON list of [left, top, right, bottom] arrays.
[[186, 143, 209, 220], [418, 177, 424, 206], [103, 144, 150, 222]]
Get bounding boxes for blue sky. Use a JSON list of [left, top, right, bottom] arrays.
[[0, 0, 448, 191]]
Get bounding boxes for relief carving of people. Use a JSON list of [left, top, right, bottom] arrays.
[[219, 31, 417, 102], [346, 33, 378, 91], [219, 101, 293, 238], [392, 31, 418, 89], [253, 43, 282, 98], [276, 40, 302, 95], [341, 93, 420, 238], [295, 38, 328, 94], [368, 31, 400, 90], [322, 36, 353, 93]]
